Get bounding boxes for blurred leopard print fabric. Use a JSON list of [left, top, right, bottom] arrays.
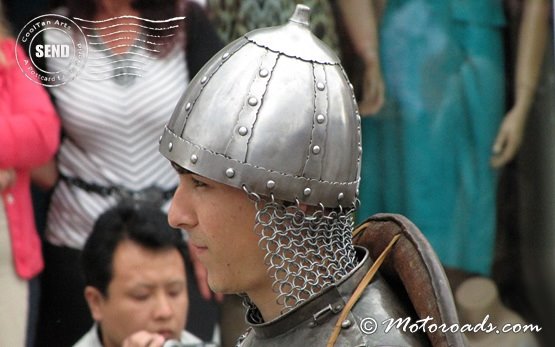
[[206, 0, 340, 53]]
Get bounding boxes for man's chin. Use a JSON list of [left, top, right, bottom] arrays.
[[208, 278, 236, 295]]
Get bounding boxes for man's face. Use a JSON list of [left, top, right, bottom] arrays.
[[168, 168, 271, 296], [86, 240, 188, 347]]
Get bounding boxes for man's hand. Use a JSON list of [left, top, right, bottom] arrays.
[[122, 331, 165, 347]]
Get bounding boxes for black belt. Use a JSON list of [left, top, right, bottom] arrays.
[[60, 174, 176, 206]]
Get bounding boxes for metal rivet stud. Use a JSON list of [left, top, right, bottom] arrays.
[[168, 142, 173, 152], [334, 304, 344, 311], [200, 76, 208, 84], [303, 188, 311, 196], [338, 192, 344, 201], [222, 52, 230, 60], [238, 126, 248, 136], [185, 102, 191, 111], [190, 154, 198, 164], [316, 82, 325, 91], [158, 135, 162, 144], [259, 68, 269, 78], [308, 321, 317, 328], [225, 168, 235, 178], [312, 145, 321, 155], [356, 189, 360, 197], [341, 320, 352, 329], [248, 96, 258, 106], [316, 114, 325, 124], [266, 180, 276, 190]]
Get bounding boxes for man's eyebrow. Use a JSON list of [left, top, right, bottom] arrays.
[[171, 162, 192, 175]]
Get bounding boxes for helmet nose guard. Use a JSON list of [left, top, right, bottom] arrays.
[[159, 4, 362, 208]]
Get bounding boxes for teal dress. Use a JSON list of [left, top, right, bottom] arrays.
[[357, 0, 506, 275]]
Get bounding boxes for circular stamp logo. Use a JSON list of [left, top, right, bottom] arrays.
[[16, 14, 88, 87]]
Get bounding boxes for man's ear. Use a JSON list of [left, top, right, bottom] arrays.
[[84, 286, 105, 321]]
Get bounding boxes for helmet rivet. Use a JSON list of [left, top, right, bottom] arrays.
[[266, 180, 276, 189], [316, 114, 325, 124], [303, 188, 311, 196], [312, 145, 321, 154], [185, 102, 191, 111], [338, 192, 344, 200], [225, 168, 235, 178], [238, 126, 248, 136], [248, 96, 258, 106], [341, 319, 352, 329], [168, 142, 173, 152], [349, 83, 354, 90], [222, 52, 230, 60], [316, 82, 325, 91], [356, 188, 360, 197], [158, 135, 162, 144], [259, 68, 269, 78], [190, 154, 198, 164], [200, 76, 208, 84], [358, 146, 363, 155]]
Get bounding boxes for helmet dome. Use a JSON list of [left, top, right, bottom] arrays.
[[160, 5, 361, 208]]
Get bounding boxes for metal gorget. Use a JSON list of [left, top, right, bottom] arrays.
[[239, 247, 430, 346]]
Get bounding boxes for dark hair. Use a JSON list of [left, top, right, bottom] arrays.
[[81, 202, 188, 296]]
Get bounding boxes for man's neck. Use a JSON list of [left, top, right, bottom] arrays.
[[95, 324, 107, 347], [97, 324, 116, 347], [246, 288, 283, 322]]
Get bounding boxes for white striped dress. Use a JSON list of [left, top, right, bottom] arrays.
[[44, 30, 188, 249]]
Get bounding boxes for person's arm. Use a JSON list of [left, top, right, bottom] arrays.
[[337, 0, 385, 115], [30, 159, 59, 190], [0, 41, 60, 170], [491, 0, 550, 168]]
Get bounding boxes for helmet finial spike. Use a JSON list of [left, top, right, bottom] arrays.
[[289, 4, 310, 26]]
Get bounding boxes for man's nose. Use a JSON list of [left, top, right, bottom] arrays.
[[153, 293, 173, 319], [168, 183, 196, 230]]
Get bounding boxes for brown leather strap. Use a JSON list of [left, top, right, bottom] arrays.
[[352, 221, 370, 239], [326, 233, 401, 347]]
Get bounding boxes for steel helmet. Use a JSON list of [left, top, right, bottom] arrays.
[[159, 4, 361, 208]]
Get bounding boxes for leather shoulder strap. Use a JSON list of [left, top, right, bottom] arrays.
[[353, 213, 467, 347]]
